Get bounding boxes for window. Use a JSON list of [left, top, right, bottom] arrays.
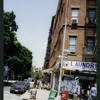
[[87, 9, 96, 23], [54, 73, 59, 91], [86, 37, 95, 54], [71, 8, 79, 23], [69, 36, 77, 53]]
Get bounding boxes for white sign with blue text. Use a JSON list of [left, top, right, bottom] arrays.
[[63, 61, 97, 72]]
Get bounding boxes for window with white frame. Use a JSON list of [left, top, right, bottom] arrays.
[[86, 37, 95, 54], [71, 8, 79, 23], [69, 36, 77, 53]]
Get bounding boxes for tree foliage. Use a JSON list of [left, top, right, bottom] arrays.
[[30, 71, 43, 80], [4, 11, 33, 80]]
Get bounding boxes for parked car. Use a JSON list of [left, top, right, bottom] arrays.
[[10, 81, 27, 94]]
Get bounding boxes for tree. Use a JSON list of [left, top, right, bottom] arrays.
[[4, 11, 18, 65], [4, 11, 33, 80]]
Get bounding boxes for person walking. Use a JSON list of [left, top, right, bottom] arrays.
[[89, 84, 97, 100], [34, 79, 37, 88], [37, 80, 40, 89], [84, 90, 90, 100]]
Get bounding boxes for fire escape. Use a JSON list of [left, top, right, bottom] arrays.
[[43, 16, 55, 69], [83, 0, 97, 62]]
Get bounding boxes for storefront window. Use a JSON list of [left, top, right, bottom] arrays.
[[61, 76, 79, 94]]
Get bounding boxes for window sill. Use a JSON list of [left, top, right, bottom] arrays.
[[67, 53, 76, 56]]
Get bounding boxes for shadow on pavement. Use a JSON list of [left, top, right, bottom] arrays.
[[4, 81, 13, 87]]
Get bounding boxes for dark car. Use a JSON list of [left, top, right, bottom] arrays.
[[10, 81, 27, 94]]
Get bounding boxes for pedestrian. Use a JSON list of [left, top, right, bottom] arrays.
[[89, 84, 97, 100], [84, 89, 89, 100], [37, 80, 40, 89], [34, 79, 37, 88], [39, 80, 42, 89]]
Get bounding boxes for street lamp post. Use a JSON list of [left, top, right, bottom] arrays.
[[57, 18, 67, 100], [57, 0, 70, 99]]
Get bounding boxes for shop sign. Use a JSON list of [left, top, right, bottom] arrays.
[[63, 61, 97, 72]]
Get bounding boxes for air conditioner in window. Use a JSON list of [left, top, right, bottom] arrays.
[[70, 49, 75, 54], [71, 19, 78, 25], [64, 49, 75, 54]]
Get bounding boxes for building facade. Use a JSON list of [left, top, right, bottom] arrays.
[[43, 0, 97, 97], [44, 0, 96, 70]]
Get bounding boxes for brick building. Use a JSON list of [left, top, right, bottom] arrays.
[[43, 0, 97, 97], [44, 0, 96, 70]]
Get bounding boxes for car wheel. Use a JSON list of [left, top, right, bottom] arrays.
[[10, 90, 12, 93]]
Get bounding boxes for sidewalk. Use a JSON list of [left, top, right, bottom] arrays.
[[21, 89, 73, 100], [21, 89, 50, 100]]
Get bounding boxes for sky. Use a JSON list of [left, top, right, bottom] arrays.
[[4, 0, 58, 68]]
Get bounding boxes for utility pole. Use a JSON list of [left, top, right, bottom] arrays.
[[57, 0, 69, 99], [57, 18, 67, 100]]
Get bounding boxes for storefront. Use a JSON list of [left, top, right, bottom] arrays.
[[52, 60, 97, 99]]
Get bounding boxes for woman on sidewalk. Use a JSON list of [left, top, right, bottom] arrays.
[[89, 84, 97, 100]]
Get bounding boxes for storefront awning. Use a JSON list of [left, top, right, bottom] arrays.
[[42, 67, 54, 73]]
